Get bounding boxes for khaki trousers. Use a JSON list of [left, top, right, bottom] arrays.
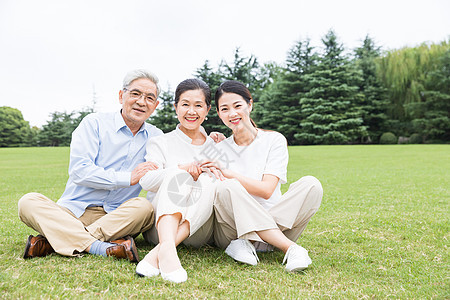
[[213, 176, 323, 249], [143, 169, 215, 248], [18, 193, 154, 256]]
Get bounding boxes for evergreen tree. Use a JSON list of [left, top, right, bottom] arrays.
[[258, 39, 317, 144], [297, 30, 367, 144], [37, 107, 94, 146], [194, 50, 267, 135], [37, 111, 76, 146], [194, 60, 227, 134], [354, 35, 389, 143], [148, 89, 178, 133]]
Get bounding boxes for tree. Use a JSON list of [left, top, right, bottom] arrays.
[[195, 48, 276, 135], [257, 39, 317, 144], [296, 30, 367, 144], [37, 111, 76, 146], [194, 60, 226, 134], [0, 106, 33, 147], [37, 107, 94, 146], [354, 35, 389, 143], [378, 41, 450, 121], [148, 89, 178, 133], [409, 49, 450, 142]]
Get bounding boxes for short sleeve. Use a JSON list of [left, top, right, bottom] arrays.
[[263, 132, 288, 184]]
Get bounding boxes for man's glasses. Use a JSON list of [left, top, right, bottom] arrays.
[[123, 88, 157, 104]]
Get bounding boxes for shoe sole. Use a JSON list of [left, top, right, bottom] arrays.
[[126, 236, 140, 263], [225, 250, 258, 266], [287, 265, 308, 272], [23, 235, 33, 259]]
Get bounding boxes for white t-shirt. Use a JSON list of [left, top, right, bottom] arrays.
[[215, 129, 288, 210], [139, 125, 215, 193]]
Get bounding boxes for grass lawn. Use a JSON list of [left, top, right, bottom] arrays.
[[0, 145, 448, 298]]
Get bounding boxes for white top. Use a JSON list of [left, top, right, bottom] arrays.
[[215, 129, 288, 210], [139, 125, 215, 194]]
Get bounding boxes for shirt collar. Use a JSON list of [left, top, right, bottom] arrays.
[[175, 124, 208, 144], [115, 110, 148, 135]]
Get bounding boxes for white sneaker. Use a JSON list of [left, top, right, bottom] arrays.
[[283, 244, 312, 272], [225, 239, 259, 266]]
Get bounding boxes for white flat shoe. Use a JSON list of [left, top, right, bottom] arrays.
[[136, 260, 160, 277], [161, 268, 188, 283], [283, 244, 312, 272]]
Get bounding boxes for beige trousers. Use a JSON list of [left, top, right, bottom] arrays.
[[18, 193, 154, 256], [213, 176, 323, 249], [143, 169, 215, 248]]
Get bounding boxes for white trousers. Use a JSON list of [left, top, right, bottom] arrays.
[[143, 169, 215, 247], [213, 176, 323, 249]]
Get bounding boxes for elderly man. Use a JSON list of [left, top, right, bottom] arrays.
[[18, 69, 163, 262]]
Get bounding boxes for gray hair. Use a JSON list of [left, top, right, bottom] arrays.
[[122, 69, 161, 97]]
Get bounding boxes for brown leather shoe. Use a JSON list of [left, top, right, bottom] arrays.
[[106, 236, 139, 263], [23, 235, 55, 259]]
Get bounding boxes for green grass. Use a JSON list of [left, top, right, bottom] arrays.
[[0, 145, 448, 299]]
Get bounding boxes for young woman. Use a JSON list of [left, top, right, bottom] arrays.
[[136, 78, 221, 283], [202, 80, 323, 272]]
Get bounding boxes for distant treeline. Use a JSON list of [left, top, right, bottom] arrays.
[[1, 30, 449, 147]]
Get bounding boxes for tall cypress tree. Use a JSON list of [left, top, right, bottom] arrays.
[[354, 35, 389, 143], [297, 30, 367, 144]]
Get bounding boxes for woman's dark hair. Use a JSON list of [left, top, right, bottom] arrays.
[[214, 80, 252, 109], [174, 78, 211, 107], [215, 80, 257, 127]]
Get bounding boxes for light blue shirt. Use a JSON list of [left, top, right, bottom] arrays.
[[57, 111, 163, 218]]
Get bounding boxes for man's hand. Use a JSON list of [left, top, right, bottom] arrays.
[[209, 131, 226, 143], [131, 162, 159, 185]]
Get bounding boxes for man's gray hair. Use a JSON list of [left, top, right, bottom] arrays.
[[122, 69, 161, 97]]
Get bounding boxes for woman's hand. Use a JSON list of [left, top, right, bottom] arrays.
[[200, 160, 234, 180], [178, 162, 202, 181], [201, 165, 226, 181], [209, 131, 226, 143]]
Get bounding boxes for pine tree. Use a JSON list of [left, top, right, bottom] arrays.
[[258, 39, 317, 144], [148, 89, 178, 133], [194, 60, 228, 134], [194, 50, 268, 135], [296, 30, 367, 144], [354, 35, 389, 143]]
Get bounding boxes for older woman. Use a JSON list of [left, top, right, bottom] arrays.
[[136, 78, 220, 283]]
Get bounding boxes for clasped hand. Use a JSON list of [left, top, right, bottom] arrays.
[[178, 160, 229, 181]]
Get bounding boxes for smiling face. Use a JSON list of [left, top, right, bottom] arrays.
[[119, 78, 159, 133], [175, 89, 210, 133], [217, 92, 253, 131]]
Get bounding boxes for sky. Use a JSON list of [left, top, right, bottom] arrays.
[[0, 0, 449, 127]]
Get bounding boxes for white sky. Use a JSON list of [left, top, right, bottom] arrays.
[[0, 0, 449, 127]]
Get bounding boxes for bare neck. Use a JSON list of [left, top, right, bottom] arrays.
[[233, 126, 258, 146]]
